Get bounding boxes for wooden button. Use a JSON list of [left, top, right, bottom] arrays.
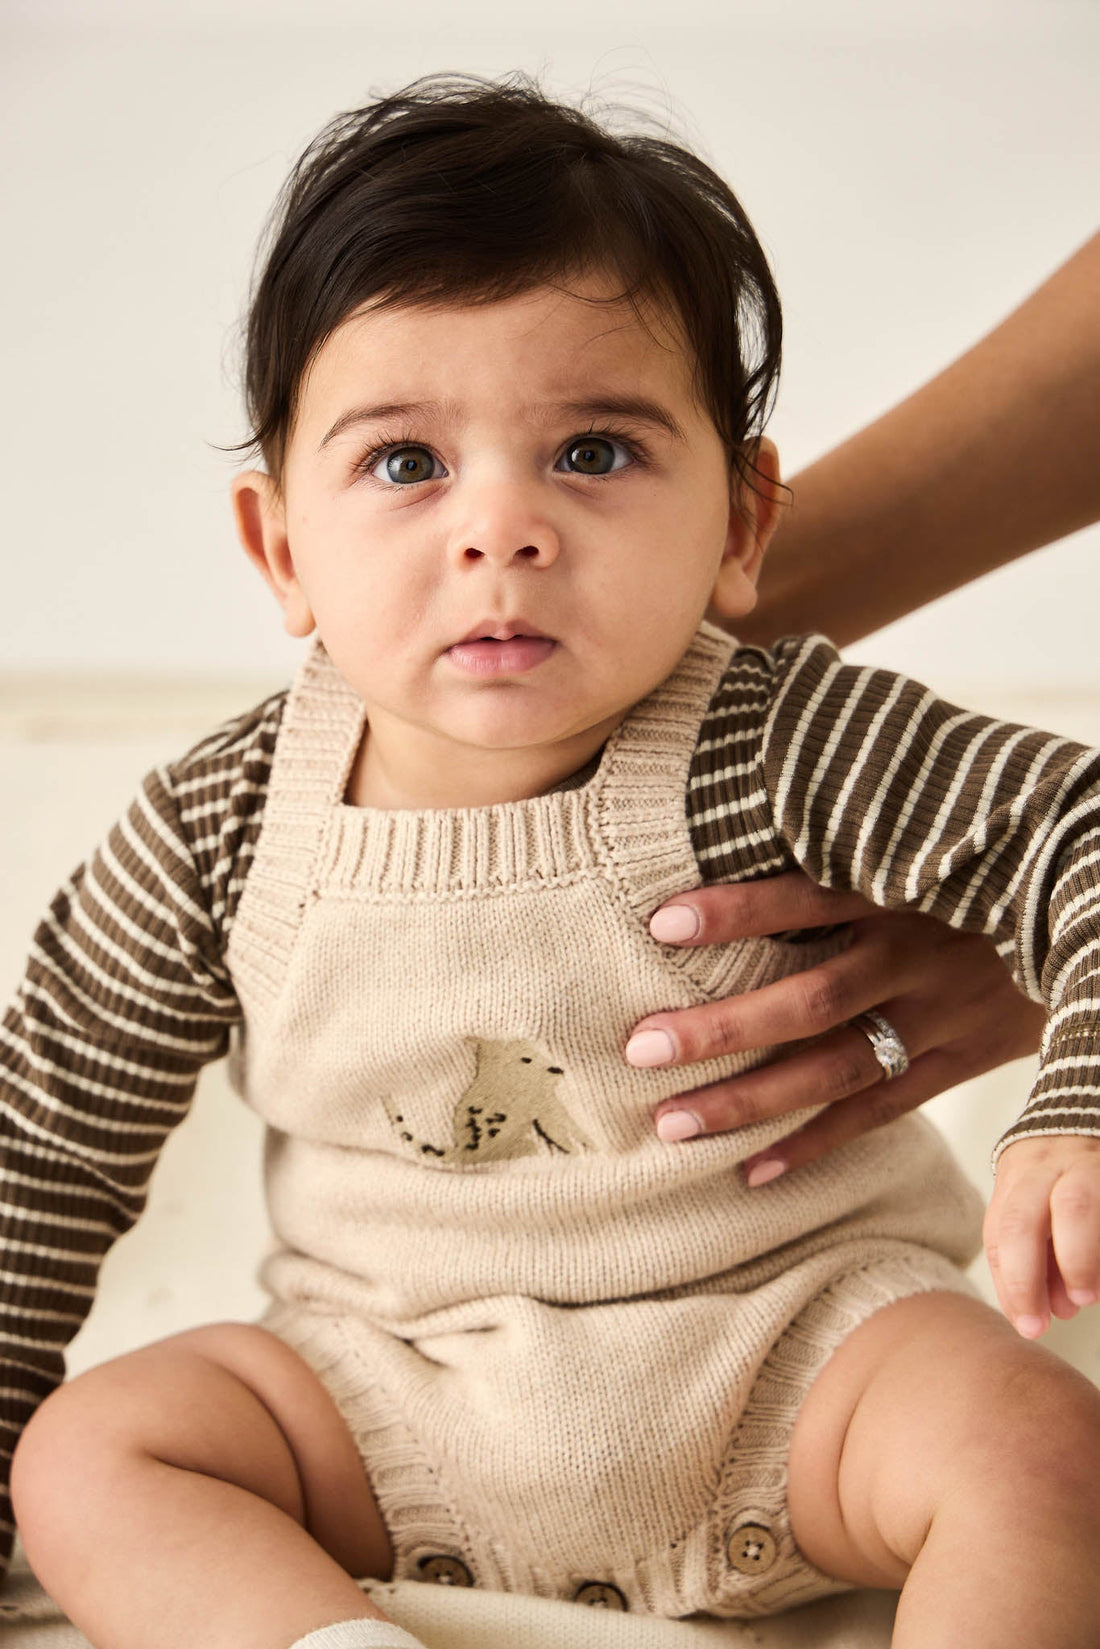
[[725, 1522, 777, 1575], [573, 1581, 629, 1609], [418, 1554, 474, 1586]]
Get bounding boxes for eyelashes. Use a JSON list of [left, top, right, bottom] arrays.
[[351, 424, 654, 487]]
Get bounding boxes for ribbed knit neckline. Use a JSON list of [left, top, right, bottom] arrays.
[[237, 624, 736, 931]]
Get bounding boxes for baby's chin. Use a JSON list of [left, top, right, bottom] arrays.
[[428, 700, 621, 770]]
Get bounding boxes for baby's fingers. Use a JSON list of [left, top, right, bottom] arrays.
[[984, 1177, 1052, 1338], [1050, 1163, 1100, 1309], [1047, 1244, 1078, 1321]]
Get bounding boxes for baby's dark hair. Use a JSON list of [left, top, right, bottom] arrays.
[[234, 71, 782, 500]]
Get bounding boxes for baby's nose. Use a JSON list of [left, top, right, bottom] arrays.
[[446, 473, 562, 567], [461, 541, 546, 562]]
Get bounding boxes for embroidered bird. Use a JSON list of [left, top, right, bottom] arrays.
[[387, 1037, 594, 1163]]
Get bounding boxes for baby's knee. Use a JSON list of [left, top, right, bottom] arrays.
[[12, 1354, 136, 1504], [977, 1349, 1100, 1512], [11, 1382, 76, 1536], [791, 1291, 1100, 1588], [12, 1324, 306, 1547], [10, 1356, 136, 1567], [13, 1321, 393, 1585]]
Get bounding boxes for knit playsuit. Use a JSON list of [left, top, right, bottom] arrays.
[[226, 623, 981, 1619]]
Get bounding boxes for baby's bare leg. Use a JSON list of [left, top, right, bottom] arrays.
[[11, 1321, 403, 1649], [788, 1291, 1100, 1645]]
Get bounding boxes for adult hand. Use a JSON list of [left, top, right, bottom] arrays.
[[625, 873, 1045, 1179]]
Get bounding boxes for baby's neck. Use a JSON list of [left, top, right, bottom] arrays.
[[345, 729, 607, 811]]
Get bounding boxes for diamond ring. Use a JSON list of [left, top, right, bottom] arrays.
[[851, 1010, 909, 1081]]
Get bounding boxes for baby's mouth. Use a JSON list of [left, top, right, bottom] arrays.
[[446, 634, 558, 676]]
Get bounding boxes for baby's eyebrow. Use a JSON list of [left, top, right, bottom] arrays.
[[544, 396, 686, 442], [318, 394, 686, 450], [319, 401, 448, 449]]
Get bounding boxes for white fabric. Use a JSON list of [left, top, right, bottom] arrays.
[[0, 1536, 896, 1648], [359, 1579, 898, 1648], [289, 1619, 426, 1649]]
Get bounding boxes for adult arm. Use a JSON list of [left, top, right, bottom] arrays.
[[733, 230, 1100, 647]]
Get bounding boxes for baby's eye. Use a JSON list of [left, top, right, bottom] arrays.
[[557, 435, 633, 477], [369, 445, 443, 485]]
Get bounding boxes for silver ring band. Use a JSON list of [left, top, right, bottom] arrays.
[[851, 1009, 909, 1081]]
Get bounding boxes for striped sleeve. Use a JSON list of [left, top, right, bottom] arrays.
[[686, 634, 1100, 1166], [0, 690, 284, 1579]]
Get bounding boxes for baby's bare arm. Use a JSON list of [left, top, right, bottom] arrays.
[[984, 1134, 1100, 1338]]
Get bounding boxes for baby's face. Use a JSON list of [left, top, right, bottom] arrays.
[[235, 272, 773, 807]]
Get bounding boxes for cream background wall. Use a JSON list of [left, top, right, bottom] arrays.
[[1, 2, 1099, 1383], [1, 0, 1097, 688]]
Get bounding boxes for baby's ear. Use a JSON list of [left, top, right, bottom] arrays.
[[711, 439, 785, 619], [230, 471, 316, 638]]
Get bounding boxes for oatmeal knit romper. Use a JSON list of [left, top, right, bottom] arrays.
[[226, 624, 981, 1619]]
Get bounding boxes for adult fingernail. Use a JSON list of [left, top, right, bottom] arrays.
[[649, 905, 700, 943], [656, 1110, 702, 1142], [625, 1029, 676, 1066], [1068, 1289, 1097, 1307], [746, 1158, 787, 1188], [1015, 1315, 1044, 1339]]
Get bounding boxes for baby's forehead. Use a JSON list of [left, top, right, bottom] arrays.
[[303, 283, 701, 425], [349, 281, 685, 353]]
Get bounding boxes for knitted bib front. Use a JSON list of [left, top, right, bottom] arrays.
[[225, 621, 977, 1325]]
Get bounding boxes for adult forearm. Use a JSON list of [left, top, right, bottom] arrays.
[[728, 232, 1100, 647]]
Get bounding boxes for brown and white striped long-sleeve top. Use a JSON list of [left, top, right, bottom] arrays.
[[2, 632, 1100, 1574]]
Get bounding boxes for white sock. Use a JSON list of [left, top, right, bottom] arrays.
[[288, 1620, 428, 1649]]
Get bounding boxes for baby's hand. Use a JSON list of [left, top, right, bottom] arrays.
[[984, 1135, 1100, 1338]]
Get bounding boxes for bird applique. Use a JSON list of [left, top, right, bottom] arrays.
[[387, 1037, 594, 1164]]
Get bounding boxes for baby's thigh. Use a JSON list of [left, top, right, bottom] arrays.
[[787, 1290, 1100, 1589], [12, 1320, 393, 1583]]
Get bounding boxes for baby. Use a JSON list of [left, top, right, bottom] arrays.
[[6, 71, 1100, 1649]]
